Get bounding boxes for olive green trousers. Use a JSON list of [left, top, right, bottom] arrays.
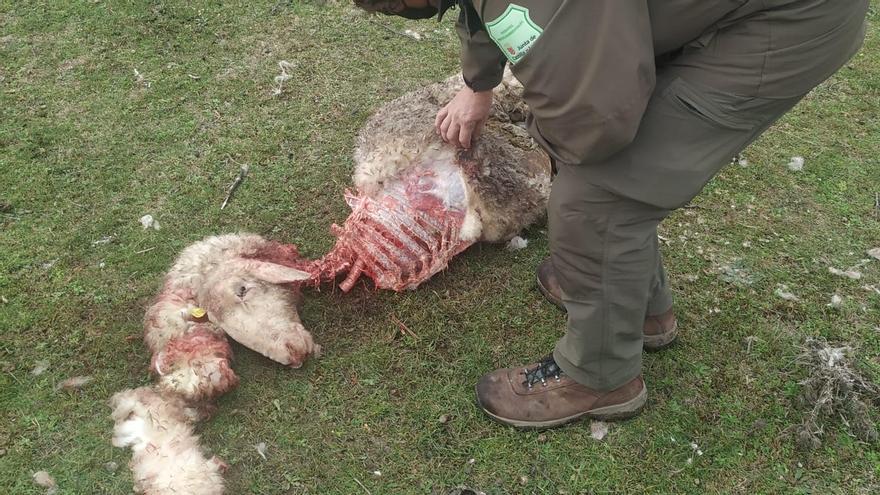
[[552, 0, 868, 391]]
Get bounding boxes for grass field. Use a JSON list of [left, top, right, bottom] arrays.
[[2, 1, 879, 493]]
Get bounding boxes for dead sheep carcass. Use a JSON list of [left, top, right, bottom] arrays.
[[315, 70, 551, 291]]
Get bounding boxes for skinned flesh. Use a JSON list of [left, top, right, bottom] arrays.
[[320, 151, 475, 291]]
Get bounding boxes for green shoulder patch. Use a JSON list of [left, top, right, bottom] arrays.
[[485, 4, 544, 65]]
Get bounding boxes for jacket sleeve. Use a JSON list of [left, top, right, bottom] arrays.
[[510, 0, 656, 165], [455, 6, 507, 92]]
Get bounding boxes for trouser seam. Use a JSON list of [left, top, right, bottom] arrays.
[[596, 210, 613, 390]]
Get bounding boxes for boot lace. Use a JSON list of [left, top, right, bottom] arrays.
[[522, 355, 563, 389]]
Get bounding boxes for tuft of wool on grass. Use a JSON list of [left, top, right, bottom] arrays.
[[787, 156, 805, 171], [774, 285, 800, 302], [403, 29, 422, 40], [133, 68, 150, 89], [255, 442, 267, 460], [828, 294, 843, 308], [92, 235, 115, 246], [56, 375, 92, 391], [139, 214, 161, 231], [31, 360, 50, 376], [272, 60, 295, 96], [505, 235, 528, 251], [868, 247, 880, 261], [590, 420, 609, 440], [32, 470, 57, 495], [718, 259, 755, 286], [794, 338, 880, 450], [828, 267, 862, 280], [744, 335, 760, 353]]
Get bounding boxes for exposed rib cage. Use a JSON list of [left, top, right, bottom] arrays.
[[316, 176, 473, 292]]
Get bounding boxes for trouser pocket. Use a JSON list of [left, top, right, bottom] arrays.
[[662, 77, 760, 131], [584, 72, 805, 209]]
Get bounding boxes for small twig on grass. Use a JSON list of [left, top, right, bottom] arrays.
[[365, 17, 424, 41], [352, 477, 372, 495], [221, 159, 249, 210], [135, 246, 156, 255], [873, 192, 879, 217], [391, 315, 418, 339], [6, 371, 22, 386]]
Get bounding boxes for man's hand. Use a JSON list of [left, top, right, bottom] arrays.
[[435, 86, 493, 149]]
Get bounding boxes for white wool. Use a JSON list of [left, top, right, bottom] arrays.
[[818, 346, 848, 368], [134, 68, 150, 88], [110, 387, 224, 495], [32, 470, 56, 487], [353, 147, 414, 196], [828, 267, 862, 280], [143, 296, 196, 353], [590, 421, 609, 440], [459, 208, 483, 242], [868, 247, 880, 261], [787, 156, 804, 171], [255, 442, 268, 460], [56, 375, 93, 391], [775, 286, 800, 301], [139, 214, 161, 230], [157, 354, 230, 399], [272, 60, 295, 96], [112, 415, 150, 450], [499, 66, 522, 89], [92, 235, 115, 245], [158, 366, 203, 397], [829, 294, 843, 308], [31, 360, 50, 376], [165, 233, 268, 287], [506, 236, 528, 251]]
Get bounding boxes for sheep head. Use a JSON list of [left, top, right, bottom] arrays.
[[198, 258, 320, 368]]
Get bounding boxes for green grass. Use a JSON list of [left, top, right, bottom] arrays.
[[1, 1, 879, 493]]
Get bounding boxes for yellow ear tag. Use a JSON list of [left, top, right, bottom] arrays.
[[190, 307, 207, 319]]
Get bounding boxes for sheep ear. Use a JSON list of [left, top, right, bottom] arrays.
[[236, 259, 311, 284]]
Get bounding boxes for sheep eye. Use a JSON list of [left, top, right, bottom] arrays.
[[236, 285, 249, 298]]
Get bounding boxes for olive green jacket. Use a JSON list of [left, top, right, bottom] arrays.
[[450, 0, 861, 166]]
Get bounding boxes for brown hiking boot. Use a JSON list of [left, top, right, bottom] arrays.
[[643, 308, 678, 351], [536, 258, 566, 310], [475, 355, 647, 429], [536, 258, 678, 350]]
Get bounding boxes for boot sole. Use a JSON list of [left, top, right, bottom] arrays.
[[477, 382, 648, 430], [538, 272, 679, 351]]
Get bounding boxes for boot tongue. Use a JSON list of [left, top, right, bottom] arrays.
[[522, 355, 563, 388]]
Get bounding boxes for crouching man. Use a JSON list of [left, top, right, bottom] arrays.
[[353, 0, 869, 428]]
